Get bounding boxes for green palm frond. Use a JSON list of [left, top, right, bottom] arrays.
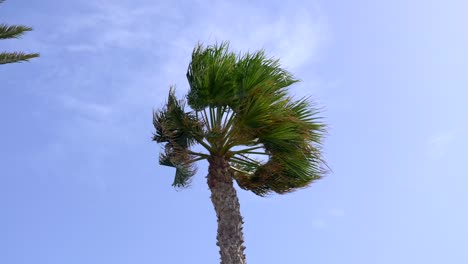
[[0, 51, 39, 64], [186, 42, 237, 111], [231, 89, 327, 196], [0, 24, 32, 39], [153, 87, 203, 146], [159, 144, 197, 187], [226, 50, 326, 195], [153, 87, 206, 187]]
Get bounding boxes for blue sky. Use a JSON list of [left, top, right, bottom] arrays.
[[2, 0, 467, 263]]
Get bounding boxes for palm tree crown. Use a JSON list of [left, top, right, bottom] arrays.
[[0, 0, 39, 65], [153, 42, 327, 196]]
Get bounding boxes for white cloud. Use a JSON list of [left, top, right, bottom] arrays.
[[427, 129, 458, 157], [58, 0, 327, 66], [59, 95, 112, 120], [47, 0, 328, 121], [172, 0, 329, 70]]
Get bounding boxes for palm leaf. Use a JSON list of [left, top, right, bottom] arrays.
[[159, 146, 197, 187], [0, 24, 33, 39], [0, 51, 39, 64], [153, 87, 202, 147], [225, 49, 326, 195], [186, 42, 237, 110], [153, 87, 205, 188]]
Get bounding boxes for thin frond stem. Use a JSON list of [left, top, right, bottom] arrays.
[[237, 153, 261, 163], [189, 156, 208, 163], [222, 109, 236, 135], [238, 151, 268, 156], [197, 139, 212, 152], [220, 114, 240, 151], [219, 110, 236, 152], [202, 108, 211, 131], [229, 165, 254, 175], [230, 156, 261, 167], [221, 107, 231, 129], [223, 141, 236, 153], [216, 106, 223, 129], [188, 150, 210, 159], [210, 106, 217, 131], [224, 138, 245, 153], [230, 146, 264, 155]]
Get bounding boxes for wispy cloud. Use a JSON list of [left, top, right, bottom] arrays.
[[59, 95, 112, 120], [39, 0, 328, 125], [57, 0, 328, 69], [427, 129, 458, 157]]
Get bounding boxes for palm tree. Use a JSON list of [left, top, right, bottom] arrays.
[[153, 42, 327, 264], [0, 0, 39, 65]]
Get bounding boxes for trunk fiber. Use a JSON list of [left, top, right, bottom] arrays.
[[208, 155, 247, 264]]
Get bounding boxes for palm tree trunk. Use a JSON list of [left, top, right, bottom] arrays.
[[208, 155, 247, 264]]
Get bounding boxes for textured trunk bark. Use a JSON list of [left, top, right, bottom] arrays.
[[208, 155, 247, 264]]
